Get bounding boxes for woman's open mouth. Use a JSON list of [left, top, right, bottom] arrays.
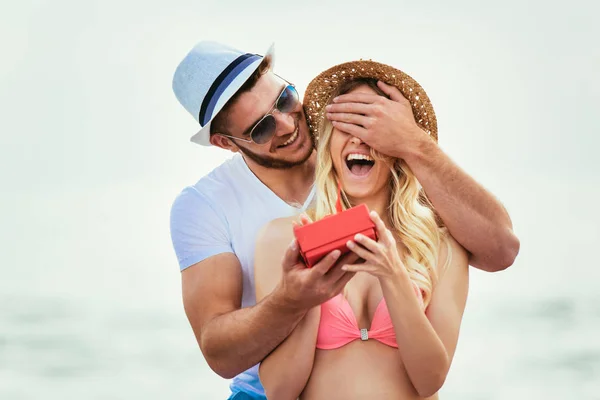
[[345, 153, 375, 177]]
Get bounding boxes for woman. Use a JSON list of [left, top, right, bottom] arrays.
[[254, 60, 469, 399]]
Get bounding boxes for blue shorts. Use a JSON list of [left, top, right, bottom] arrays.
[[227, 391, 267, 400]]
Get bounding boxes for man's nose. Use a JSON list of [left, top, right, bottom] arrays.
[[272, 110, 296, 136]]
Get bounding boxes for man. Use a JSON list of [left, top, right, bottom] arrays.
[[170, 41, 519, 399]]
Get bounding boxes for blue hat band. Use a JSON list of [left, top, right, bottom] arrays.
[[199, 53, 261, 126]]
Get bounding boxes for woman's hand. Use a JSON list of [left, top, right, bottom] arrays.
[[342, 211, 407, 281]]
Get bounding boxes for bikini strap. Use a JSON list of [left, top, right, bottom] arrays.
[[335, 179, 343, 214]]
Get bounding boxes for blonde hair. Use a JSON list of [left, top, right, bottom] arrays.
[[310, 78, 450, 308]]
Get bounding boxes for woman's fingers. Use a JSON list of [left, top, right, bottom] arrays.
[[346, 240, 375, 262], [370, 211, 395, 246], [352, 232, 380, 254], [341, 262, 376, 274]]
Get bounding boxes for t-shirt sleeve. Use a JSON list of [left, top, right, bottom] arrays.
[[170, 186, 233, 271]]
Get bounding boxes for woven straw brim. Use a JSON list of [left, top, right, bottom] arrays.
[[303, 60, 437, 142]]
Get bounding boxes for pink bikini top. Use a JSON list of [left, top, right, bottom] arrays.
[[316, 283, 424, 349]]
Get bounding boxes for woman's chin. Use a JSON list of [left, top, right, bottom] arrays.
[[342, 185, 376, 203], [340, 171, 390, 207], [341, 173, 377, 202]]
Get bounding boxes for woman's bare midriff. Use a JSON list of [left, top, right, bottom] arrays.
[[300, 341, 439, 400]]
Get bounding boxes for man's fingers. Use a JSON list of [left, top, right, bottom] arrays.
[[338, 251, 360, 266], [330, 271, 356, 296], [322, 251, 361, 283], [311, 249, 342, 275], [332, 93, 381, 105], [331, 121, 368, 139], [326, 112, 371, 127], [326, 101, 373, 115], [281, 239, 301, 271], [377, 80, 407, 103], [320, 261, 347, 286]]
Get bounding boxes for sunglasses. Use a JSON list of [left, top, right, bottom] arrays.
[[218, 83, 300, 145]]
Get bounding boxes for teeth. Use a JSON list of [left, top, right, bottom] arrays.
[[346, 153, 374, 161], [282, 129, 298, 146]]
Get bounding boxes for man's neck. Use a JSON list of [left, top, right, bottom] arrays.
[[242, 151, 317, 206]]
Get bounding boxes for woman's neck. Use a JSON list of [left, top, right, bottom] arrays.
[[348, 190, 391, 226]]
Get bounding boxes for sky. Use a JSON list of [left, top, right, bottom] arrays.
[[0, 0, 598, 397], [2, 0, 598, 288], [2, 0, 597, 194]]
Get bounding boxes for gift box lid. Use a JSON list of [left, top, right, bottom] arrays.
[[293, 204, 375, 251]]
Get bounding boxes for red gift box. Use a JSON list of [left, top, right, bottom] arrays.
[[293, 204, 378, 267]]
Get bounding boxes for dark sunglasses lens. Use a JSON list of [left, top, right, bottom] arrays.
[[276, 86, 299, 113], [251, 116, 277, 144]]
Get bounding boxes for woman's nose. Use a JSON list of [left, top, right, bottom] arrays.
[[349, 136, 363, 145]]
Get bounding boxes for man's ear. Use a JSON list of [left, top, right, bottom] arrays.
[[210, 133, 239, 153]]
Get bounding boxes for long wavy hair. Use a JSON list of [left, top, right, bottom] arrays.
[[311, 78, 450, 308]]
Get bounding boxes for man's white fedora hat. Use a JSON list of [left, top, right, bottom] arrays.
[[172, 41, 274, 146]]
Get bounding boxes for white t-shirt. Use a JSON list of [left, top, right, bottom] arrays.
[[170, 154, 315, 307]]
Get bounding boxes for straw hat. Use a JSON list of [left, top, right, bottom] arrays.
[[303, 60, 437, 142]]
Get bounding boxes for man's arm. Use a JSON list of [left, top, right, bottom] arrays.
[[183, 237, 356, 379], [172, 188, 356, 379], [172, 189, 308, 379], [401, 139, 519, 271], [325, 81, 519, 271], [182, 253, 305, 379]]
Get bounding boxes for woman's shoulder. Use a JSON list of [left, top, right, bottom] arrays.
[[254, 216, 298, 301], [257, 216, 297, 244], [256, 217, 298, 253]]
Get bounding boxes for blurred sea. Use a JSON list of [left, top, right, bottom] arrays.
[[1, 182, 599, 399]]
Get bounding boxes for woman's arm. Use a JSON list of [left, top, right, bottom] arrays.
[[343, 212, 469, 397], [380, 234, 469, 397], [254, 218, 320, 400], [259, 307, 321, 400]]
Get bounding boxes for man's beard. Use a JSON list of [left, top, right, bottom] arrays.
[[236, 130, 316, 170]]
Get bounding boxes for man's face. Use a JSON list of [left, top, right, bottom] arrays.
[[214, 72, 314, 169]]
